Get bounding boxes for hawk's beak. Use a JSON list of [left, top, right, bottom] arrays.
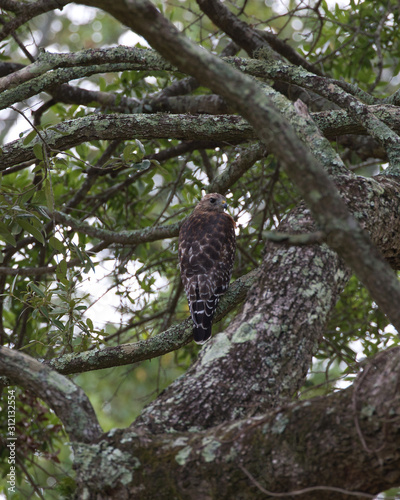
[[222, 200, 228, 210]]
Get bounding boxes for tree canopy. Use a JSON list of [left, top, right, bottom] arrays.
[[1, 0, 400, 498]]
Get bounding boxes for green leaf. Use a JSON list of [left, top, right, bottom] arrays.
[[49, 236, 65, 255], [23, 130, 37, 145], [16, 217, 44, 245], [72, 243, 85, 264], [135, 139, 146, 155], [29, 282, 45, 298], [56, 259, 68, 281], [52, 319, 65, 331], [39, 305, 50, 319], [123, 144, 137, 162], [10, 272, 18, 294], [0, 222, 16, 246], [34, 205, 51, 220], [33, 143, 44, 160]]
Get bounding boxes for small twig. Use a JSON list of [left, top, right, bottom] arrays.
[[10, 105, 47, 146], [368, 3, 392, 93], [352, 362, 387, 454], [239, 464, 376, 498]]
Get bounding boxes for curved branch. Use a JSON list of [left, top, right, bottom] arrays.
[[0, 47, 171, 92], [0, 346, 101, 442], [0, 49, 176, 109], [196, 0, 321, 75], [196, 0, 269, 57], [0, 0, 70, 42], [208, 143, 267, 193]]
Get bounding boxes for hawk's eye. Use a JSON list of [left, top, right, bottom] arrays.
[[210, 198, 216, 204]]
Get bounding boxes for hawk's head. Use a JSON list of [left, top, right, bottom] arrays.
[[196, 193, 228, 213]]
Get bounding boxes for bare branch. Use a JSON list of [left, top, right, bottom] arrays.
[[208, 143, 267, 194], [263, 230, 326, 246], [52, 210, 181, 245]]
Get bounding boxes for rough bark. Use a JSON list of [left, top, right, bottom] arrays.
[[72, 346, 400, 500], [133, 172, 400, 434], [0, 114, 254, 169], [0, 347, 101, 443]]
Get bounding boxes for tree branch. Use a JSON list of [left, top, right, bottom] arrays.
[[52, 210, 181, 245], [196, 0, 322, 75], [0, 114, 254, 168], [47, 269, 259, 375], [208, 143, 267, 194], [5, 106, 400, 170], [0, 0, 70, 42], [0, 346, 101, 442], [74, 346, 400, 498]]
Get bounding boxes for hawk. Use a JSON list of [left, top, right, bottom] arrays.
[[178, 193, 236, 344]]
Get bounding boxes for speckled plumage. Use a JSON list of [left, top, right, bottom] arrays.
[[178, 193, 236, 344]]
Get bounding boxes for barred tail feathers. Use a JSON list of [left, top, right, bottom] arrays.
[[190, 288, 221, 344], [193, 324, 212, 344]]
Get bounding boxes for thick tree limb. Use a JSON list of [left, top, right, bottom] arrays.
[[133, 168, 400, 434], [241, 57, 400, 169], [226, 55, 377, 105], [73, 346, 400, 499], [4, 107, 400, 169], [0, 346, 101, 442], [133, 206, 350, 432], [0, 114, 254, 168]]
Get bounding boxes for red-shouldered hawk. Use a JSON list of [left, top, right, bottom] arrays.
[[178, 193, 236, 344]]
